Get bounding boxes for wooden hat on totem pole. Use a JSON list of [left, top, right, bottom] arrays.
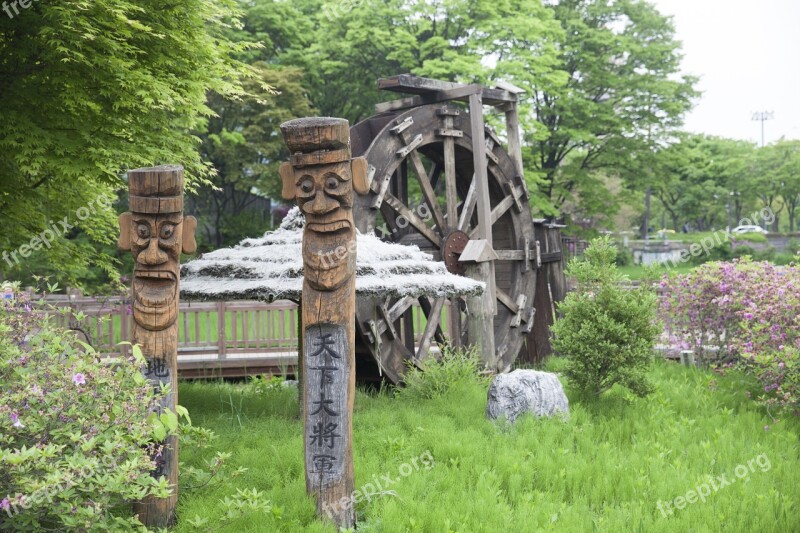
[[280, 117, 351, 168], [278, 118, 371, 200], [128, 165, 185, 214]]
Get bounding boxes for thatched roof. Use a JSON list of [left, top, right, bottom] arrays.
[[181, 207, 484, 302]]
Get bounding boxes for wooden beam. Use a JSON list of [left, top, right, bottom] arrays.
[[375, 84, 483, 114], [416, 297, 444, 362], [408, 149, 446, 232], [377, 74, 516, 105], [457, 175, 477, 232], [383, 192, 441, 247]]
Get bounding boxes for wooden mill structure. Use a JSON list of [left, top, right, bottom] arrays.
[[350, 75, 565, 380]]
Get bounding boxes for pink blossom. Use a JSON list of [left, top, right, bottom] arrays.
[[9, 413, 24, 428], [72, 373, 86, 385]]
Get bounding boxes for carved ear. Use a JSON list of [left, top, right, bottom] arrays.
[[117, 212, 132, 251], [182, 216, 198, 254], [279, 162, 296, 200], [351, 157, 371, 195]]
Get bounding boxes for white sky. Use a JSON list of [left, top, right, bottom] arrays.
[[650, 0, 800, 145]]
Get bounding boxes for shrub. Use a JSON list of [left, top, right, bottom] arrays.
[[661, 259, 800, 413], [614, 245, 634, 267], [732, 244, 756, 258], [399, 344, 487, 400], [551, 236, 660, 397], [0, 294, 167, 531]]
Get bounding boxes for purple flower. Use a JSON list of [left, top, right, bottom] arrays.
[[9, 413, 24, 428], [1, 498, 9, 511], [72, 373, 86, 385], [744, 312, 754, 320]]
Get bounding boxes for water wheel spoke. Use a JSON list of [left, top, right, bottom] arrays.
[[496, 288, 519, 314], [383, 192, 442, 247], [416, 297, 444, 362], [457, 174, 477, 232], [388, 295, 417, 324], [469, 192, 515, 239], [429, 162, 443, 191], [408, 149, 446, 233], [444, 131, 459, 226]]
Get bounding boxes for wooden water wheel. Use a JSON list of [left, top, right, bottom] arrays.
[[350, 76, 543, 383]]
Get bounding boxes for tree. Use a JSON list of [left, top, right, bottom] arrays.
[[552, 236, 660, 397], [195, 63, 315, 249], [651, 135, 755, 231], [282, 0, 563, 123], [0, 0, 253, 286], [527, 0, 698, 217], [751, 140, 800, 231]]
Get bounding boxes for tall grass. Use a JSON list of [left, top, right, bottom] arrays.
[[176, 359, 799, 532]]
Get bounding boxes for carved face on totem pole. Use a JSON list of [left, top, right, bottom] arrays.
[[279, 118, 371, 291], [117, 166, 197, 331]]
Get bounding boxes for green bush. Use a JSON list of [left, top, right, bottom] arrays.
[[552, 236, 661, 397], [0, 296, 167, 531], [614, 245, 634, 266], [399, 344, 487, 400], [732, 244, 756, 258]]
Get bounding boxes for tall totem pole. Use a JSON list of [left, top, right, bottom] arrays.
[[118, 165, 196, 527], [279, 118, 370, 528]]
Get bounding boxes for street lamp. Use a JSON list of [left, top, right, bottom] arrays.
[[751, 111, 774, 147]]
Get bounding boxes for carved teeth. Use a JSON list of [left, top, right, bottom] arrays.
[[307, 220, 351, 233]]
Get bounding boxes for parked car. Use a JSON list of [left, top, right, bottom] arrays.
[[731, 225, 768, 234]]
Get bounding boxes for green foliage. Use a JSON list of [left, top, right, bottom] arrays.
[[552, 237, 660, 397], [0, 0, 253, 283], [195, 62, 316, 249], [0, 297, 166, 530], [399, 344, 488, 401], [614, 245, 634, 266], [175, 361, 800, 532], [530, 0, 698, 217]]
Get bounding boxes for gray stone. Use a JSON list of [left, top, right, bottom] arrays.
[[486, 370, 569, 423]]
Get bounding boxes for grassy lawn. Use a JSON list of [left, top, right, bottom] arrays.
[[175, 359, 799, 532], [616, 263, 695, 280]]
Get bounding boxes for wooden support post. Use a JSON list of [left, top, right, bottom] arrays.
[[279, 117, 371, 528], [466, 92, 497, 367], [503, 101, 527, 197], [117, 165, 197, 528]]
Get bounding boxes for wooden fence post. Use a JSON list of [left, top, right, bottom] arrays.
[[117, 165, 197, 527], [279, 117, 371, 528]]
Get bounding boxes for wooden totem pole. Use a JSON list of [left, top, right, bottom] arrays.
[[279, 118, 370, 528], [118, 165, 196, 527]]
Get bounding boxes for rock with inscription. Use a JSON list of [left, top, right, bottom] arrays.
[[486, 370, 569, 423]]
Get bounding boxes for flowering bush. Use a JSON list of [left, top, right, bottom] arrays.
[[552, 237, 661, 397], [661, 259, 800, 413], [0, 294, 168, 531]]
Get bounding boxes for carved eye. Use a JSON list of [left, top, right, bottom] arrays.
[[160, 224, 175, 239], [326, 176, 339, 190], [137, 224, 150, 239], [300, 178, 314, 194]]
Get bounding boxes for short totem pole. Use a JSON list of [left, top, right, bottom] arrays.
[[117, 165, 197, 527], [279, 118, 371, 527]]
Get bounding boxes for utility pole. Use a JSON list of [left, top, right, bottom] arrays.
[[751, 111, 774, 147]]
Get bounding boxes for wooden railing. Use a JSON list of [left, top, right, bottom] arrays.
[[34, 294, 443, 376]]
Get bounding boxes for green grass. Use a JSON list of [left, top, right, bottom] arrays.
[[175, 359, 799, 532], [616, 263, 695, 280]]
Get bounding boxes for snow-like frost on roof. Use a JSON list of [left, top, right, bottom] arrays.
[[181, 207, 484, 302]]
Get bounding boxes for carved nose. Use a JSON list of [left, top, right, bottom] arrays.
[[305, 190, 338, 215], [140, 238, 168, 265]]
